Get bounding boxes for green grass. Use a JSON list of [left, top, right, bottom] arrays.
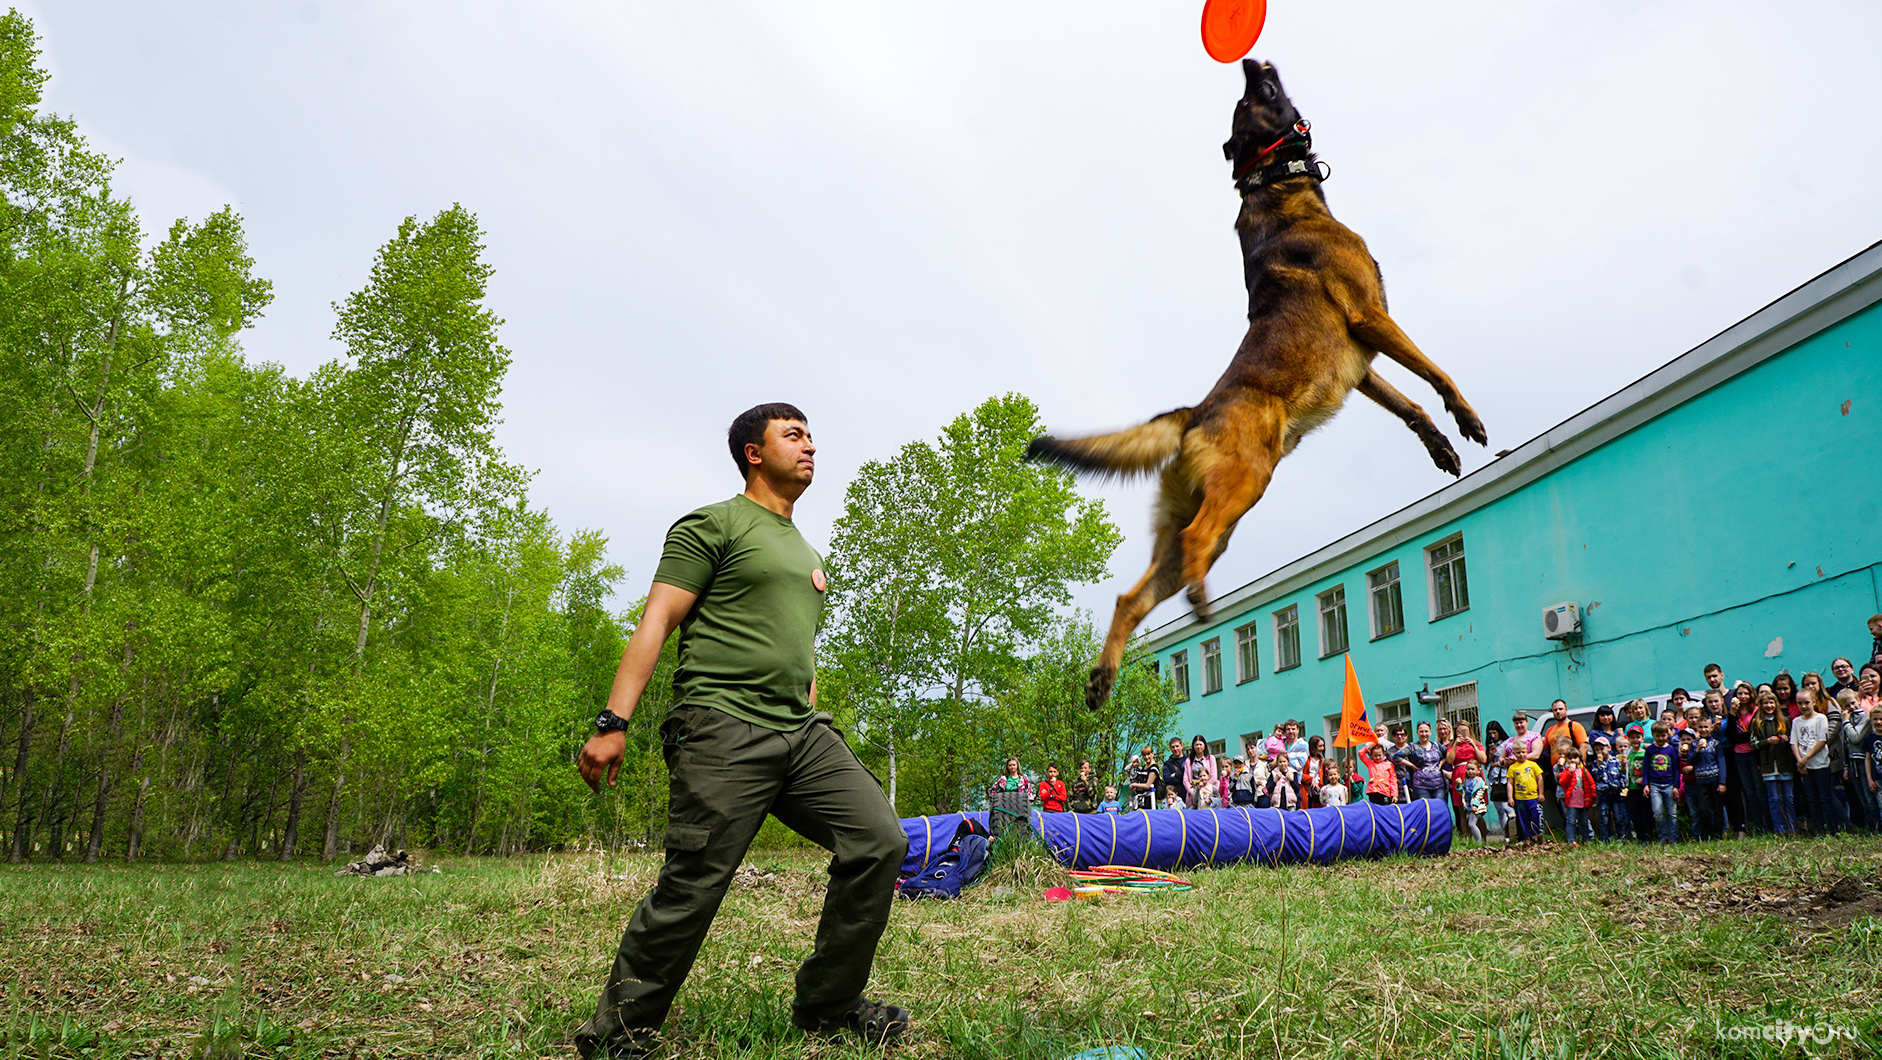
[[3, 836, 1880, 1058]]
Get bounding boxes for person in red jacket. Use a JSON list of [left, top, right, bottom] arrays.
[[1035, 764, 1069, 813], [1556, 749, 1598, 847]]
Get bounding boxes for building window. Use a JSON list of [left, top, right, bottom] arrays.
[[1375, 698, 1411, 741], [1427, 535, 1469, 619], [1317, 586, 1348, 658], [1438, 682, 1480, 741], [1207, 739, 1226, 756], [1170, 650, 1189, 702], [1234, 622, 1259, 684], [1200, 638, 1223, 695], [1274, 606, 1300, 671], [1367, 562, 1403, 639]]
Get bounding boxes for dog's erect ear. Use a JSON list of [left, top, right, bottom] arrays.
[[1241, 58, 1261, 94]]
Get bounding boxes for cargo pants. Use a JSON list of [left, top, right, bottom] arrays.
[[576, 705, 905, 1054]]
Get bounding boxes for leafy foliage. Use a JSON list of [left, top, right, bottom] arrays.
[[821, 394, 1169, 815], [0, 13, 632, 861]]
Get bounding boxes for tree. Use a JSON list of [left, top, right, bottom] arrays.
[[991, 613, 1178, 790], [310, 205, 524, 858], [821, 394, 1122, 813]]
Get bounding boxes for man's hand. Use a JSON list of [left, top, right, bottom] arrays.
[[579, 730, 628, 793]]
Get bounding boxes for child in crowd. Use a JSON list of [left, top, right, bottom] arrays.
[[1593, 741, 1626, 841], [1360, 739, 1398, 805], [1624, 724, 1652, 843], [1644, 721, 1681, 844], [1249, 752, 1272, 808], [1556, 748, 1596, 847], [1099, 786, 1122, 815], [1227, 757, 1259, 806], [1161, 788, 1185, 810], [1750, 687, 1796, 835], [1462, 762, 1489, 844], [1194, 771, 1220, 809], [1792, 685, 1835, 836], [1507, 753, 1543, 842], [1268, 759, 1301, 810], [1321, 763, 1350, 807], [1684, 715, 1725, 840]]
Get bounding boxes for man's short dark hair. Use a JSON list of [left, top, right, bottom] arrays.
[[1703, 663, 1722, 674], [727, 403, 807, 478]]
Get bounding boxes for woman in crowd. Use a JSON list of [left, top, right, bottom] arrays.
[[1302, 736, 1328, 807], [1849, 664, 1882, 830], [1828, 657, 1860, 699], [1723, 682, 1764, 838], [1749, 687, 1795, 835], [1445, 720, 1485, 834], [1483, 721, 1511, 836], [1587, 704, 1619, 757], [1386, 725, 1417, 804], [989, 757, 1031, 797], [1407, 721, 1448, 803], [1773, 671, 1798, 718], [1183, 735, 1217, 809]]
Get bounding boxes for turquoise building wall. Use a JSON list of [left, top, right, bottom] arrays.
[[1148, 245, 1882, 752]]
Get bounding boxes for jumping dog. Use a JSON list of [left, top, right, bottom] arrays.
[[1028, 59, 1487, 709]]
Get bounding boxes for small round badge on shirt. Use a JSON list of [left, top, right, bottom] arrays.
[[811, 569, 826, 592]]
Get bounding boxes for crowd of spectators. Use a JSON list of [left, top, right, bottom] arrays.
[[988, 615, 1882, 849]]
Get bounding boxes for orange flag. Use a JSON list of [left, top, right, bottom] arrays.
[[1332, 653, 1376, 748]]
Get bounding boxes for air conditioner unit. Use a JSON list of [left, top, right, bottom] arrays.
[[1543, 601, 1581, 640]]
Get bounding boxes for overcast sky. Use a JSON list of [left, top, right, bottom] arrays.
[[23, 1, 1882, 629]]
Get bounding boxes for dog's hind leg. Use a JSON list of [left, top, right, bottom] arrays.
[[1176, 399, 1287, 615], [1358, 367, 1461, 476], [1344, 307, 1487, 447], [1087, 473, 1199, 710]]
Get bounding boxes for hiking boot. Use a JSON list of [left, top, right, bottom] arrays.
[[792, 996, 911, 1045], [574, 1027, 658, 1060]]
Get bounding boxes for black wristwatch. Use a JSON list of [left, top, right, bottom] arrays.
[[595, 709, 630, 735]]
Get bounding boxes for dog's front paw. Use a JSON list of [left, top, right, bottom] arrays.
[[1449, 402, 1488, 447], [1085, 667, 1115, 711], [1186, 582, 1213, 621], [1424, 431, 1462, 476]]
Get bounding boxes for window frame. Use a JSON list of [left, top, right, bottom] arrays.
[[1200, 637, 1223, 695], [1374, 698, 1412, 741], [1170, 649, 1190, 702], [1316, 585, 1349, 659], [1234, 622, 1259, 684], [1273, 605, 1301, 672], [1367, 561, 1404, 640], [1426, 534, 1470, 621]]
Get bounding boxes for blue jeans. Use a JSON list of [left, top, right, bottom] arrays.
[[1649, 784, 1679, 843], [1597, 790, 1627, 840], [1764, 774, 1795, 835], [1563, 805, 1588, 843]]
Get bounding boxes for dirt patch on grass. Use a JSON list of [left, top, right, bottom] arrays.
[[1797, 875, 1882, 929]]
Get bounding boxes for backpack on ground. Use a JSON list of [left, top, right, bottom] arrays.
[[899, 828, 989, 900]]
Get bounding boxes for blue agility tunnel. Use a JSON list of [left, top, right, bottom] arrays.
[[900, 802, 1449, 875]]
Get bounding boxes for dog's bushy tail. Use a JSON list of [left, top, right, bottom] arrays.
[[1025, 408, 1192, 480]]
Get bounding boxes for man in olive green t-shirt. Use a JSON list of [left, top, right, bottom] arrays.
[[574, 403, 908, 1058]]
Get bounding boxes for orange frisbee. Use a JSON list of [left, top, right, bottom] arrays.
[[1200, 0, 1267, 63]]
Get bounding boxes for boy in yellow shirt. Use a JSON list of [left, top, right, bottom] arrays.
[[1507, 755, 1544, 842]]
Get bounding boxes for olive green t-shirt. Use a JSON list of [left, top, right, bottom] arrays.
[[653, 495, 825, 731]]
